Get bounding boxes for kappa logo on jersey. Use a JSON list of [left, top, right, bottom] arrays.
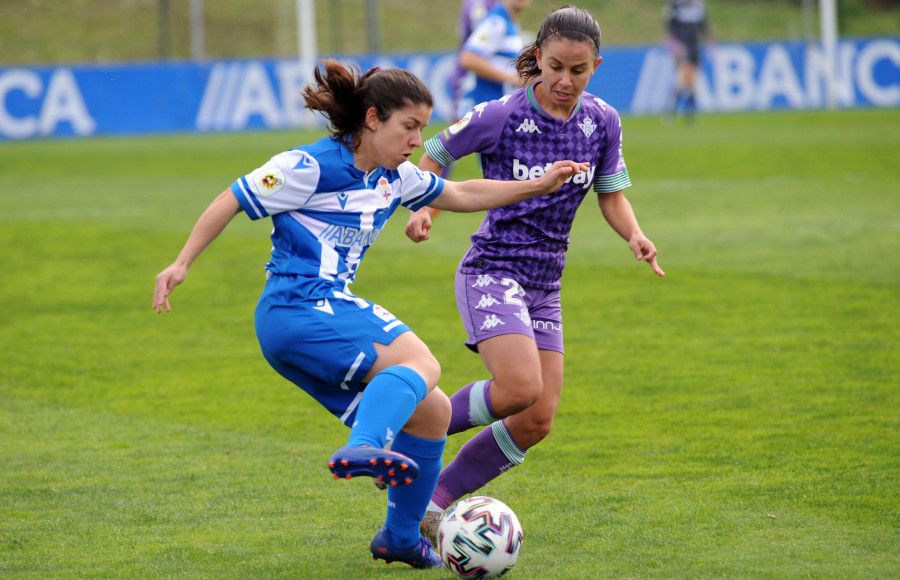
[[251, 167, 286, 197], [375, 177, 393, 207], [473, 101, 489, 117], [481, 314, 506, 330], [578, 116, 597, 138], [472, 275, 498, 288], [512, 158, 596, 190], [516, 118, 541, 134], [475, 294, 501, 309]]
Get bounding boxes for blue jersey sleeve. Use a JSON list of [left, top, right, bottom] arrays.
[[231, 149, 320, 220], [397, 161, 444, 211]]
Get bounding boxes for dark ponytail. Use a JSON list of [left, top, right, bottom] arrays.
[[302, 60, 433, 150], [514, 5, 602, 81]]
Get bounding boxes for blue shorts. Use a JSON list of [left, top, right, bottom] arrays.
[[255, 275, 411, 426], [455, 271, 564, 354]]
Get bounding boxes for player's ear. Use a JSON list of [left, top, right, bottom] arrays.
[[364, 107, 380, 132], [534, 47, 542, 70], [593, 56, 603, 71]]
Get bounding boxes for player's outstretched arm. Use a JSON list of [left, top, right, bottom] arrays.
[[597, 190, 665, 277], [153, 190, 243, 313], [406, 151, 445, 242], [429, 160, 589, 214]]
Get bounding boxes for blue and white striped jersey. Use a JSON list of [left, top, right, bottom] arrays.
[[458, 3, 524, 117], [231, 136, 444, 297]]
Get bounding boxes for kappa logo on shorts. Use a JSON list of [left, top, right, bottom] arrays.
[[475, 294, 500, 309], [481, 314, 506, 330], [515, 308, 532, 326], [472, 275, 497, 288]]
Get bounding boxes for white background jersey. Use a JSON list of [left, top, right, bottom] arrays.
[[231, 136, 443, 295]]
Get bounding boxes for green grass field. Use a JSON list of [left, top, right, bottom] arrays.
[[1, 108, 898, 579]]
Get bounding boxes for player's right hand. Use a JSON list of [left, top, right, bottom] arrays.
[[153, 264, 187, 313], [405, 208, 434, 243]]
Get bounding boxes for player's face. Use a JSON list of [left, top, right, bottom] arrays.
[[372, 103, 432, 170], [535, 37, 602, 117]]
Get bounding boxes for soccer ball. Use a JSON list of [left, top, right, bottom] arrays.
[[437, 496, 523, 579]]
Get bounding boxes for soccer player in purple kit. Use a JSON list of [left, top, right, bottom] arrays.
[[405, 5, 666, 543]]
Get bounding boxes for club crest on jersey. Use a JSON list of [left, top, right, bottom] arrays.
[[252, 167, 286, 197], [375, 176, 393, 207], [516, 118, 541, 134], [578, 116, 597, 138]]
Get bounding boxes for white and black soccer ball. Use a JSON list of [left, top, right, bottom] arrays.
[[437, 496, 523, 579]]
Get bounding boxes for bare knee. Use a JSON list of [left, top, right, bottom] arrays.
[[507, 414, 553, 450], [491, 376, 542, 417], [403, 388, 451, 439]]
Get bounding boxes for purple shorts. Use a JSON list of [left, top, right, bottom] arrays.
[[455, 271, 564, 354]]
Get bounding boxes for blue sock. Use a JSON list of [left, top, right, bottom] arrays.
[[346, 366, 427, 449], [386, 431, 446, 548]]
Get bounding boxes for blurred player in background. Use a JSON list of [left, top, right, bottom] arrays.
[[405, 5, 665, 544], [664, 0, 713, 121], [451, 0, 499, 122], [456, 0, 531, 119], [436, 0, 499, 188], [153, 60, 586, 569]]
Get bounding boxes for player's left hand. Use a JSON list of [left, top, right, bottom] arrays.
[[629, 234, 665, 277], [153, 263, 188, 313], [540, 161, 591, 193]]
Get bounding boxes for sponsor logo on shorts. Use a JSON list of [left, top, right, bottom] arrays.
[[533, 320, 563, 332]]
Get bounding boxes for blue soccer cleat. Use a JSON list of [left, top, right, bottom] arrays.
[[369, 526, 443, 569], [327, 445, 419, 487]]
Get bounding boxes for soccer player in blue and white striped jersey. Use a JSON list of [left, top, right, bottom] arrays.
[[153, 61, 587, 569]]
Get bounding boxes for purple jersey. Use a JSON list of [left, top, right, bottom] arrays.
[[424, 83, 631, 290]]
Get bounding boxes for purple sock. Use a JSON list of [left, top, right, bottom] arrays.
[[432, 422, 526, 510], [448, 379, 496, 435]]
